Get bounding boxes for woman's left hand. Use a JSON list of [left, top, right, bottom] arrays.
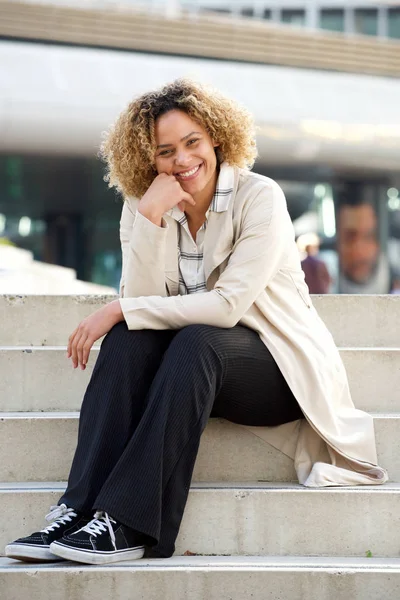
[[67, 300, 124, 370]]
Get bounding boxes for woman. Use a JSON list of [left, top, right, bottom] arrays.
[[5, 79, 387, 566]]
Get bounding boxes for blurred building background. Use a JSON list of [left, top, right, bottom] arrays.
[[0, 0, 400, 293], [186, 0, 400, 38]]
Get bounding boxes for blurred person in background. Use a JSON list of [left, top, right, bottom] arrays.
[[390, 276, 400, 295], [298, 232, 331, 294], [5, 79, 387, 568], [337, 197, 393, 294]]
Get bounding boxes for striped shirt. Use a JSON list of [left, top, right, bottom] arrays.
[[168, 162, 234, 295]]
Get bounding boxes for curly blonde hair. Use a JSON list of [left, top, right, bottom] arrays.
[[100, 79, 257, 199]]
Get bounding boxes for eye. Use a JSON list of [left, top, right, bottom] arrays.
[[187, 138, 200, 146], [158, 149, 173, 157]]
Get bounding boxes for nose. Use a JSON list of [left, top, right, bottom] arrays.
[[349, 239, 364, 260], [175, 148, 191, 167], [350, 237, 375, 261]]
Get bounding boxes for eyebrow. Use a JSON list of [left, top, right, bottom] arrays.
[[156, 131, 201, 149]]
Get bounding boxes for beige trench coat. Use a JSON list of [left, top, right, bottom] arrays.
[[118, 166, 388, 487]]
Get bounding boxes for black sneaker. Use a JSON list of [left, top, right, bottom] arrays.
[[5, 504, 88, 562], [50, 511, 145, 565]]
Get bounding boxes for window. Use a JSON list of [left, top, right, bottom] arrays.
[[206, 7, 230, 15], [320, 9, 344, 33], [388, 8, 400, 39], [281, 9, 305, 26], [0, 155, 121, 288], [241, 7, 254, 18], [354, 8, 378, 36], [263, 9, 271, 20]]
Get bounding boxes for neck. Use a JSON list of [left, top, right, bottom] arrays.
[[184, 167, 218, 220]]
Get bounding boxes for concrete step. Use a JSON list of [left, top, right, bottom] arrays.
[[1, 346, 399, 413], [0, 415, 295, 483], [0, 413, 398, 483], [2, 294, 400, 348], [1, 556, 400, 600], [1, 482, 400, 559], [0, 295, 112, 348], [311, 295, 400, 348]]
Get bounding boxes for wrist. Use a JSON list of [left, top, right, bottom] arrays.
[[138, 205, 162, 227], [109, 299, 124, 323]]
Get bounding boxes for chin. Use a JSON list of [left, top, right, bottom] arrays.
[[348, 273, 373, 284], [182, 179, 204, 194]]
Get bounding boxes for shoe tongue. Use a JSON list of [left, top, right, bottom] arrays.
[[46, 505, 70, 522], [93, 510, 107, 521], [94, 512, 118, 527]]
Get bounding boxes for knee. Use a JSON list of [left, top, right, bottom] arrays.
[[100, 322, 155, 363], [101, 321, 129, 349], [171, 324, 219, 356]]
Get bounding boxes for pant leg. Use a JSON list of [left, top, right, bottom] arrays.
[[93, 324, 303, 558], [59, 321, 175, 512], [210, 331, 304, 427]]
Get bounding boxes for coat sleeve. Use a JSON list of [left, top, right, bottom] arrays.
[[119, 200, 169, 298], [119, 181, 293, 330]]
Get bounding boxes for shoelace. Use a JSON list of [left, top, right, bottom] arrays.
[[77, 511, 117, 551], [40, 504, 78, 535]]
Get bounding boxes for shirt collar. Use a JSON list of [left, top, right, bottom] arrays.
[[169, 162, 234, 222]]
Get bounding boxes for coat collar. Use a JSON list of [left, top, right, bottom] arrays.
[[164, 164, 239, 295], [167, 162, 235, 223]]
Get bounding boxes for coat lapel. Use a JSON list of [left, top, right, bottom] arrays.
[[163, 164, 239, 293], [164, 210, 234, 294], [204, 166, 239, 283], [163, 215, 180, 296], [203, 209, 234, 284]]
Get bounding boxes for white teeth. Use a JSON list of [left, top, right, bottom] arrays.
[[177, 165, 200, 178]]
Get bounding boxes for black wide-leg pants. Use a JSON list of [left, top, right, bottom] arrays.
[[59, 322, 303, 558]]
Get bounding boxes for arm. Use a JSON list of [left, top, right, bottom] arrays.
[[119, 200, 169, 298], [120, 182, 293, 330], [119, 173, 196, 298], [66, 174, 196, 370]]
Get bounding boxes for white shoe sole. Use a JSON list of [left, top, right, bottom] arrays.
[[5, 543, 65, 563], [50, 541, 145, 565]]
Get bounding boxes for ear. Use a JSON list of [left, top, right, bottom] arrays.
[[213, 141, 220, 148]]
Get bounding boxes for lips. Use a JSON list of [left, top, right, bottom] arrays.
[[175, 163, 202, 180]]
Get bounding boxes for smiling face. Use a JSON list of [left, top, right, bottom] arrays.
[[154, 109, 219, 200]]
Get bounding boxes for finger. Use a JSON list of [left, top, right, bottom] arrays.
[[178, 197, 196, 212], [181, 191, 196, 206], [77, 332, 89, 370], [178, 200, 186, 212], [177, 196, 196, 212], [171, 179, 195, 204], [177, 198, 196, 212], [82, 338, 94, 368], [67, 327, 79, 358], [71, 329, 84, 368]]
